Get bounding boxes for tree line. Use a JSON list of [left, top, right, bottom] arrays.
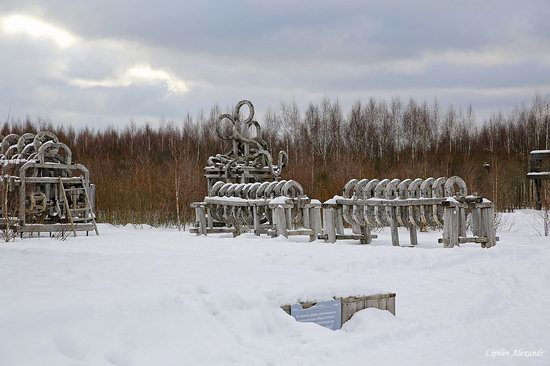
[[2, 94, 549, 227]]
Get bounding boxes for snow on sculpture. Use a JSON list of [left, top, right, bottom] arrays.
[[0, 131, 98, 238]]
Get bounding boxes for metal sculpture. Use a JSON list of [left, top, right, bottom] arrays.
[[192, 180, 321, 240], [323, 176, 496, 248], [204, 100, 288, 192], [192, 100, 495, 248], [528, 150, 550, 210], [0, 131, 98, 237], [192, 100, 317, 239]]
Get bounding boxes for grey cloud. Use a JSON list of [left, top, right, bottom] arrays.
[[2, 0, 540, 61], [0, 0, 549, 129]]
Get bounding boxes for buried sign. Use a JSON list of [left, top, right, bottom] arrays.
[[283, 293, 396, 330], [290, 299, 342, 330]]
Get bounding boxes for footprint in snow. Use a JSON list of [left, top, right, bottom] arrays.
[[54, 333, 87, 361], [104, 350, 131, 366]]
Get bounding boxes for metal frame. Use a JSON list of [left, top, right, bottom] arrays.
[[204, 100, 288, 192], [323, 176, 496, 247], [192, 100, 316, 239], [0, 131, 98, 236]]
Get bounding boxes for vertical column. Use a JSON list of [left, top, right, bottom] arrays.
[[360, 225, 372, 244], [253, 205, 260, 236], [303, 207, 311, 229], [311, 206, 322, 240], [195, 206, 207, 236], [409, 224, 418, 246], [534, 179, 542, 210], [323, 206, 336, 243], [389, 206, 400, 246], [18, 172, 27, 225], [458, 207, 467, 238], [275, 206, 288, 238], [481, 206, 496, 248], [285, 207, 292, 231], [206, 207, 213, 229], [471, 207, 482, 237], [335, 206, 344, 235], [352, 222, 361, 235], [443, 206, 459, 247]]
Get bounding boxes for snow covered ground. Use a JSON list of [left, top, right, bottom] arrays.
[[1, 210, 549, 366]]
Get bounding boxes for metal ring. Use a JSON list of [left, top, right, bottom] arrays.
[[233, 100, 254, 124]]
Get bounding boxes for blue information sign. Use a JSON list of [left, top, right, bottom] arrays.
[[290, 299, 342, 330]]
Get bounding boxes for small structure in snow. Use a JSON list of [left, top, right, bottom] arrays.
[[528, 150, 550, 210], [282, 293, 396, 330]]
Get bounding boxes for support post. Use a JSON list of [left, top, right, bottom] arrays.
[[409, 224, 418, 246], [458, 207, 467, 238], [285, 207, 292, 231], [471, 207, 482, 237], [206, 207, 213, 229], [253, 205, 260, 236], [352, 222, 361, 235], [311, 206, 322, 239], [481, 206, 496, 248], [389, 206, 399, 246], [443, 206, 459, 248], [335, 206, 344, 235], [275, 206, 288, 238], [195, 206, 207, 236], [323, 206, 336, 243], [360, 225, 372, 244], [303, 207, 311, 229], [534, 179, 542, 210]]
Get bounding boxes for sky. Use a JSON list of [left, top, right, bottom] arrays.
[[0, 0, 549, 128]]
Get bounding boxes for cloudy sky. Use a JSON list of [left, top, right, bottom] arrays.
[[1, 0, 549, 128]]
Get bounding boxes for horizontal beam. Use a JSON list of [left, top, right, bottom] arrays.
[[438, 236, 500, 244], [332, 197, 493, 208], [23, 177, 85, 184], [190, 227, 236, 234], [16, 223, 95, 233], [317, 233, 378, 241], [202, 196, 310, 207], [333, 197, 446, 207], [527, 172, 550, 178]]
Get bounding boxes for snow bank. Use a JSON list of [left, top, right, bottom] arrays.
[[0, 210, 549, 365]]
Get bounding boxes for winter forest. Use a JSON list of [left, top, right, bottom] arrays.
[[3, 94, 548, 227]]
